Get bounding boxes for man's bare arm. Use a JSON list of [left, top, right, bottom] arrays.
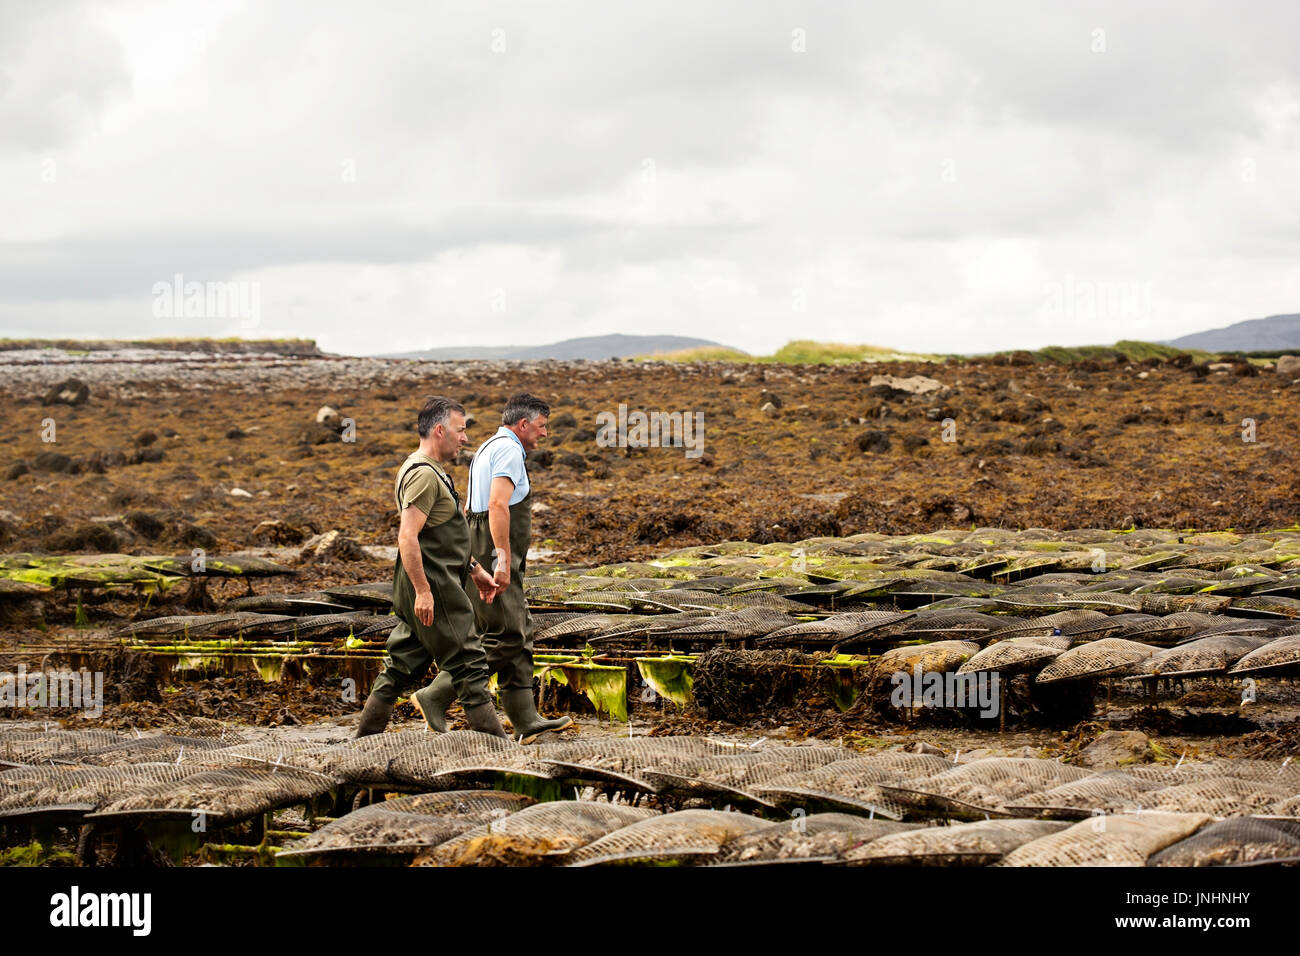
[[398, 505, 435, 626], [488, 475, 514, 588]]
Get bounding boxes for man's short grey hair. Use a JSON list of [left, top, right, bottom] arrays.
[[502, 392, 550, 427], [417, 395, 466, 437]]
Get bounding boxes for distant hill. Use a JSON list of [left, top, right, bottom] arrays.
[[1165, 314, 1300, 352], [380, 334, 740, 361]]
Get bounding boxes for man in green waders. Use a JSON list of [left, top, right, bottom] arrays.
[[413, 393, 573, 743], [355, 396, 507, 738]]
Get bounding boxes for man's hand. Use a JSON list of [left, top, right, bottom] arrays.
[[487, 479, 513, 592], [471, 564, 499, 604], [414, 588, 435, 627]]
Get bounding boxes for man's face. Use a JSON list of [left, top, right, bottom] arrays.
[[432, 411, 470, 462], [516, 414, 548, 452]]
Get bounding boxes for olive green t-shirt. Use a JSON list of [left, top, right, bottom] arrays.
[[394, 453, 458, 526]]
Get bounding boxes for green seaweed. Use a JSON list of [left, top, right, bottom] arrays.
[[542, 663, 628, 721], [816, 655, 874, 711], [172, 654, 224, 672], [1, 840, 76, 866], [0, 552, 289, 591], [490, 772, 564, 802], [253, 657, 283, 682], [818, 654, 874, 667], [635, 656, 695, 707]]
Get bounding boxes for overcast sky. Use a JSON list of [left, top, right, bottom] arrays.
[[2, 0, 1298, 356]]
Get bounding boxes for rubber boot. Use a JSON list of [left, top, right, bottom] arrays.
[[463, 700, 508, 738], [354, 694, 393, 738], [502, 688, 573, 744], [409, 670, 455, 732]]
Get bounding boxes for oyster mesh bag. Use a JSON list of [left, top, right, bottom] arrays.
[[896, 611, 1005, 641], [191, 741, 335, 773], [534, 613, 626, 641], [1005, 771, 1168, 819], [1107, 615, 1200, 644], [843, 819, 1069, 866], [998, 811, 1212, 866], [541, 737, 738, 761], [311, 730, 442, 785], [636, 589, 807, 614], [1229, 636, 1300, 675], [752, 752, 956, 819], [0, 763, 203, 818], [636, 747, 852, 802], [416, 751, 562, 788], [711, 813, 921, 866], [958, 639, 1065, 675], [1033, 639, 1157, 684], [279, 790, 535, 860], [983, 610, 1107, 641], [1119, 763, 1220, 785], [882, 757, 1094, 818], [537, 736, 737, 790], [1060, 613, 1144, 634], [566, 809, 775, 866], [1149, 817, 1300, 867], [757, 611, 908, 648], [1181, 758, 1300, 788], [654, 607, 799, 641], [259, 613, 373, 639], [419, 800, 661, 866], [873, 641, 981, 678], [1058, 613, 1150, 639], [1054, 593, 1143, 613], [114, 613, 250, 638], [586, 611, 720, 645], [1129, 635, 1272, 679], [88, 765, 336, 826], [1263, 794, 1300, 819], [561, 590, 644, 612], [1136, 776, 1295, 817], [1139, 594, 1231, 615], [76, 734, 240, 767], [0, 729, 131, 763], [382, 731, 523, 786], [1230, 595, 1300, 618]]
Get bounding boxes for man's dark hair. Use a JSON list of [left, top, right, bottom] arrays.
[[501, 392, 550, 427], [417, 395, 466, 437]]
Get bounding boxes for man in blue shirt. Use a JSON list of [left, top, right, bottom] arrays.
[[413, 393, 573, 743]]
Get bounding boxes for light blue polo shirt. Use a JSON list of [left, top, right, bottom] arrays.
[[467, 426, 529, 512]]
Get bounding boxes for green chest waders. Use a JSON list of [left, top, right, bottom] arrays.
[[468, 489, 535, 691], [466, 436, 536, 692], [369, 461, 492, 708]]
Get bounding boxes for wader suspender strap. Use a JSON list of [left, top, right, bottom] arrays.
[[466, 433, 515, 515], [397, 460, 459, 511]]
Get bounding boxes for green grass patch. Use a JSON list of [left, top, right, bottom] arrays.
[[768, 340, 942, 364], [977, 340, 1220, 365]]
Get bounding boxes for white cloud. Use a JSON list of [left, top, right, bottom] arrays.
[[1, 0, 1298, 354]]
